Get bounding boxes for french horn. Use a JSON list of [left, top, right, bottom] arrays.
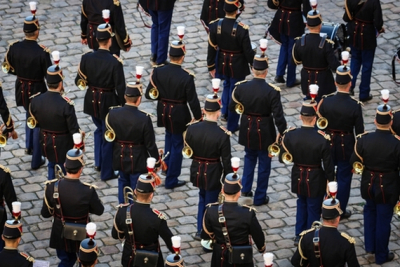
[[394, 201, 400, 218], [352, 161, 364, 175], [182, 131, 193, 159], [316, 116, 328, 130], [104, 115, 116, 142], [27, 116, 37, 129], [235, 103, 244, 114], [2, 62, 10, 74], [282, 151, 293, 164], [123, 186, 136, 203], [149, 87, 159, 100], [77, 79, 87, 90], [268, 143, 280, 157]]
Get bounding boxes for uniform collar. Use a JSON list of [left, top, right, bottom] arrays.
[[125, 103, 139, 108], [336, 91, 350, 95], [204, 118, 217, 123], [134, 201, 151, 206], [225, 15, 236, 19], [301, 125, 315, 128], [375, 128, 391, 133], [169, 62, 182, 67], [3, 247, 18, 250]]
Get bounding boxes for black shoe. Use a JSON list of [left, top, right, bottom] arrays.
[[287, 79, 301, 88], [94, 166, 101, 172], [194, 232, 201, 241], [274, 75, 285, 83], [254, 196, 270, 206], [349, 88, 355, 96], [241, 191, 253, 197], [32, 156, 46, 170], [382, 252, 395, 264], [340, 210, 352, 220], [25, 148, 32, 155], [165, 180, 186, 189], [293, 236, 300, 246], [360, 94, 373, 102]]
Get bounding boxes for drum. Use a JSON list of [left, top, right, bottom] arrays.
[[320, 22, 348, 60], [251, 42, 257, 53]]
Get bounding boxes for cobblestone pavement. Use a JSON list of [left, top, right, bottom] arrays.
[[1, 0, 400, 266]]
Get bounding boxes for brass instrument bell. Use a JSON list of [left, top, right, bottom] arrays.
[[316, 116, 328, 130], [2, 62, 10, 74], [394, 201, 400, 218], [149, 87, 159, 100], [182, 145, 193, 159], [77, 79, 87, 90], [282, 151, 293, 164], [0, 134, 6, 148], [104, 129, 115, 142], [27, 116, 37, 129], [235, 103, 244, 114], [352, 161, 364, 175], [268, 143, 280, 157], [123, 186, 136, 203]]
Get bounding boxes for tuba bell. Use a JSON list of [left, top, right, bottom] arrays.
[[268, 143, 280, 157], [316, 116, 328, 130], [77, 79, 87, 90], [2, 62, 10, 74], [282, 151, 293, 164], [235, 103, 244, 114], [123, 186, 136, 204], [352, 161, 364, 175], [149, 87, 159, 100]]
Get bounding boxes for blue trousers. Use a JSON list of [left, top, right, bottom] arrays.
[[295, 194, 324, 236], [335, 160, 353, 211], [92, 116, 113, 180], [164, 130, 183, 188], [47, 162, 66, 181], [241, 147, 271, 205], [364, 199, 394, 264], [276, 33, 296, 86], [118, 172, 141, 204], [26, 113, 42, 169], [221, 76, 241, 132], [350, 46, 375, 100], [149, 9, 174, 64], [197, 188, 220, 232], [56, 249, 77, 267]]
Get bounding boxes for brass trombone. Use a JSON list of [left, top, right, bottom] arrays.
[[352, 161, 364, 175], [148, 87, 159, 100], [104, 114, 116, 142], [182, 131, 193, 159], [123, 186, 136, 203]]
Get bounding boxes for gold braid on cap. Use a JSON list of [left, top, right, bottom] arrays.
[[166, 260, 184, 267], [79, 245, 99, 255], [97, 25, 115, 37], [336, 68, 353, 79], [66, 153, 85, 166], [322, 201, 343, 215], [24, 18, 40, 29], [47, 68, 65, 80]]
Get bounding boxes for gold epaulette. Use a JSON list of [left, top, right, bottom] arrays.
[[294, 36, 301, 40], [154, 63, 165, 68], [116, 203, 130, 208], [341, 232, 356, 244], [9, 40, 18, 46], [393, 109, 400, 114], [238, 22, 249, 30], [152, 208, 167, 220], [209, 18, 220, 25], [43, 178, 58, 185], [184, 68, 195, 77], [139, 109, 154, 117], [20, 252, 35, 262], [268, 83, 281, 92], [318, 130, 331, 141], [62, 95, 74, 105], [234, 80, 247, 86], [283, 126, 296, 135], [113, 0, 120, 6], [220, 126, 232, 136], [113, 54, 123, 65], [322, 92, 336, 98], [0, 164, 10, 174], [299, 228, 315, 236], [243, 204, 257, 212], [356, 131, 368, 139], [39, 44, 50, 53], [206, 202, 219, 207], [82, 181, 98, 189], [187, 120, 201, 126], [326, 38, 335, 45], [350, 96, 363, 105], [29, 92, 41, 99], [109, 105, 121, 110], [394, 135, 400, 141]]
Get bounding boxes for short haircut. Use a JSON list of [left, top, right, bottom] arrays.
[[323, 218, 337, 224], [301, 115, 316, 124], [169, 55, 184, 62], [80, 260, 96, 267], [375, 121, 391, 129], [336, 83, 350, 90], [135, 191, 152, 201], [25, 31, 36, 38], [125, 95, 140, 103], [47, 82, 59, 89], [225, 10, 237, 17], [253, 69, 268, 76], [97, 39, 109, 46], [65, 166, 81, 174]]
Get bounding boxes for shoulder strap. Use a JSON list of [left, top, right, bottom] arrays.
[[126, 204, 137, 256], [53, 180, 65, 223], [217, 19, 223, 35], [301, 34, 306, 46], [231, 21, 238, 37], [319, 35, 327, 49], [218, 204, 233, 250]]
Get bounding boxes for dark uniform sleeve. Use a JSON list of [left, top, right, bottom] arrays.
[[325, 43, 340, 72], [345, 243, 360, 267], [373, 0, 384, 33], [159, 219, 174, 253], [229, 86, 239, 112], [145, 69, 156, 100], [220, 134, 233, 177], [249, 211, 265, 252], [144, 116, 159, 162], [271, 91, 287, 135], [322, 139, 334, 181], [42, 50, 52, 80], [65, 104, 80, 136], [4, 45, 16, 76], [201, 207, 214, 240], [354, 105, 364, 136], [75, 55, 87, 86], [185, 76, 202, 120], [292, 40, 302, 66], [0, 86, 13, 132], [241, 28, 255, 66], [40, 183, 54, 218], [80, 3, 88, 39], [350, 136, 363, 165], [2, 170, 17, 213], [89, 188, 104, 216], [207, 24, 218, 71], [111, 206, 125, 240], [291, 234, 308, 267], [113, 61, 126, 106], [112, 2, 131, 48]]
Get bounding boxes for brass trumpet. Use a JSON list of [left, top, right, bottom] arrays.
[[282, 151, 293, 164], [149, 87, 159, 100], [123, 186, 136, 204], [316, 116, 328, 130], [268, 143, 280, 157], [77, 79, 87, 90], [2, 62, 10, 74], [352, 161, 364, 175], [235, 103, 244, 114]]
